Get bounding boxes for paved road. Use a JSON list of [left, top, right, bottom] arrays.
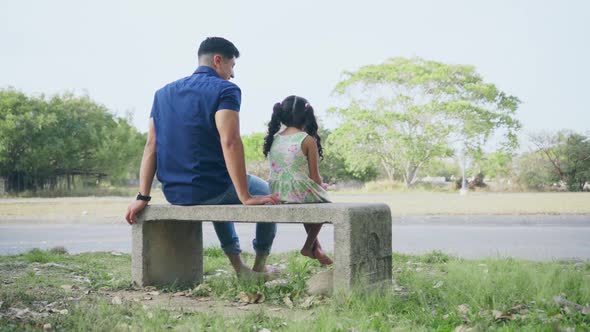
[[1, 215, 589, 261]]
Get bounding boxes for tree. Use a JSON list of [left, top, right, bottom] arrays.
[[319, 128, 378, 183], [514, 151, 558, 191], [531, 131, 590, 191], [329, 57, 521, 187], [242, 132, 266, 163], [0, 89, 145, 192], [472, 151, 514, 180]]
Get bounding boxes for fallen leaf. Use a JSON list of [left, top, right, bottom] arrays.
[[494, 312, 514, 321], [59, 309, 68, 315], [457, 304, 470, 315], [238, 291, 250, 304], [13, 308, 30, 319], [60, 285, 73, 291], [433, 281, 444, 289], [478, 309, 490, 317], [283, 296, 293, 308], [132, 298, 141, 302], [553, 296, 584, 313], [111, 296, 123, 305], [582, 306, 590, 315], [508, 304, 529, 314], [442, 314, 450, 320], [144, 286, 157, 292], [265, 279, 289, 288], [190, 284, 212, 297], [301, 296, 315, 309], [174, 314, 183, 320], [259, 328, 271, 332], [147, 312, 153, 319], [41, 263, 66, 268], [454, 325, 471, 332], [143, 296, 153, 301], [256, 293, 265, 304], [43, 323, 52, 331], [173, 292, 185, 297], [146, 291, 160, 296]]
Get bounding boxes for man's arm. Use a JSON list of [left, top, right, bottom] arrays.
[[125, 118, 157, 224], [215, 109, 279, 205]]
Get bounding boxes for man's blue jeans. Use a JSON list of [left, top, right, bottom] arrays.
[[199, 174, 277, 256]]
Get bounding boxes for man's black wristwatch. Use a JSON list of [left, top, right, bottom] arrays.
[[136, 192, 152, 202]]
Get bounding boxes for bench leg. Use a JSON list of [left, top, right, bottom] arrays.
[[132, 220, 203, 287], [333, 207, 392, 292]]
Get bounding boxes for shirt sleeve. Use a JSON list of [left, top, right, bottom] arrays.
[[149, 91, 159, 119], [218, 84, 241, 112]]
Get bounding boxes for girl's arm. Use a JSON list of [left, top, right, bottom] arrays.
[[302, 135, 323, 186]]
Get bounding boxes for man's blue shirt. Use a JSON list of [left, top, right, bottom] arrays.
[[150, 66, 241, 205]]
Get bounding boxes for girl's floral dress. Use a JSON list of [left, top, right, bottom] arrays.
[[268, 131, 330, 203]]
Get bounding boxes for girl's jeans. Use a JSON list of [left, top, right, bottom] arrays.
[[199, 174, 277, 256]]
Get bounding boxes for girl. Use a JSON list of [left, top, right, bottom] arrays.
[[263, 95, 333, 266]]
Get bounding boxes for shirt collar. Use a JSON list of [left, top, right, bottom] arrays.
[[193, 66, 220, 77]]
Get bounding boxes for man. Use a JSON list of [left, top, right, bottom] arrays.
[[125, 37, 279, 278]]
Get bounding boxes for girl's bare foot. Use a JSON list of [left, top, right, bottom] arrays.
[[313, 243, 333, 266], [300, 241, 333, 266], [300, 247, 315, 259]]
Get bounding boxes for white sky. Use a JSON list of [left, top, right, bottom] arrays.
[[1, 0, 588, 138]]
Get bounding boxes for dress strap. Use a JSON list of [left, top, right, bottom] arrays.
[[295, 131, 309, 146]]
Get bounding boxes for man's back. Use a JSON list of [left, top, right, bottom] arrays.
[[150, 66, 241, 205]]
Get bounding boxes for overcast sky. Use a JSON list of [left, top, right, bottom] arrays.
[[1, 0, 588, 139]]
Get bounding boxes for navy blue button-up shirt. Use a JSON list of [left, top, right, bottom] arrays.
[[150, 66, 241, 205]]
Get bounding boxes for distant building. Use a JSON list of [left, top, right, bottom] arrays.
[[420, 176, 447, 184]]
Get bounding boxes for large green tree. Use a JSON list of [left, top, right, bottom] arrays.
[[0, 89, 145, 192], [531, 131, 590, 191], [328, 57, 521, 187]]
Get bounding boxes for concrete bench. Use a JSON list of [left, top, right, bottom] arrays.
[[133, 203, 392, 293]]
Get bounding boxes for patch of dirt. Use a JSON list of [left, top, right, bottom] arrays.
[[101, 289, 311, 320]]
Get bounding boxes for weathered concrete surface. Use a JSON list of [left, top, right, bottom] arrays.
[[136, 203, 386, 224], [307, 271, 333, 296], [333, 206, 392, 290], [134, 203, 392, 292], [132, 221, 203, 287]]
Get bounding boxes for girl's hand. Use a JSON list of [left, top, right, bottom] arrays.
[[321, 183, 330, 190]]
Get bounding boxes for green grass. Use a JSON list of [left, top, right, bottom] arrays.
[[1, 248, 589, 331]]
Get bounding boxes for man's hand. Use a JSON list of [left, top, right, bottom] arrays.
[[125, 200, 148, 225], [242, 193, 281, 205]]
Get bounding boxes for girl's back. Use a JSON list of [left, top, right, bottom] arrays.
[[268, 131, 330, 203]]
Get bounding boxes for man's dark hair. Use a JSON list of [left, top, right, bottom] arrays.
[[198, 37, 240, 59]]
